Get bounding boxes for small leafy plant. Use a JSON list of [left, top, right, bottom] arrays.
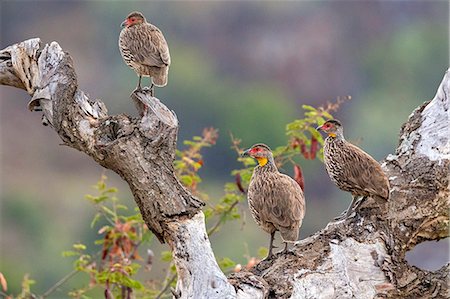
[[1, 99, 347, 298]]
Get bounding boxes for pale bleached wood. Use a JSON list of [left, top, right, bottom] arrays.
[[231, 71, 450, 298], [0, 38, 234, 299]]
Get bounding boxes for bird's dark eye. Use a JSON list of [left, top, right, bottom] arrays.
[[131, 18, 135, 22]]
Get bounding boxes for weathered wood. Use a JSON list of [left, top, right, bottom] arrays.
[[230, 70, 450, 299], [0, 38, 234, 299], [1, 38, 448, 299]]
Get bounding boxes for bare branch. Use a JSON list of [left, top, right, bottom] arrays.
[[1, 38, 448, 299], [0, 38, 234, 299]]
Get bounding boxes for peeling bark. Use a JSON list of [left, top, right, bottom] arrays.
[[0, 38, 234, 299], [1, 38, 448, 299], [230, 71, 450, 298]]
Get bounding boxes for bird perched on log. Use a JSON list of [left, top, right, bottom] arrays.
[[242, 143, 305, 258], [119, 11, 171, 96], [316, 119, 389, 220]]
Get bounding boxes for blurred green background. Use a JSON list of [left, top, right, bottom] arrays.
[[1, 1, 448, 297]]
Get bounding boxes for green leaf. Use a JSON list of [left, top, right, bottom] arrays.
[[90, 213, 101, 228], [96, 180, 106, 191], [301, 104, 316, 111], [321, 110, 333, 119], [94, 239, 105, 245], [101, 206, 116, 217], [161, 251, 172, 262], [180, 175, 193, 186], [73, 243, 87, 251], [62, 250, 79, 257], [204, 208, 213, 219], [218, 257, 235, 270], [257, 247, 269, 259], [141, 230, 153, 243], [115, 204, 128, 210], [105, 187, 118, 194]]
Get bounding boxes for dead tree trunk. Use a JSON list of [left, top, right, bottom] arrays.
[[0, 38, 235, 299], [0, 38, 448, 299]]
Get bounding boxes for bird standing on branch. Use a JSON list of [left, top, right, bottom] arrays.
[[242, 144, 306, 258], [316, 119, 390, 220], [119, 11, 171, 96]]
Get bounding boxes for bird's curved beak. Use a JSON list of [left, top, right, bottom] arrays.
[[316, 125, 323, 132], [241, 149, 250, 157], [121, 20, 128, 28]]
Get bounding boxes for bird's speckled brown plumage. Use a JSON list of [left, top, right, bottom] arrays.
[[317, 119, 390, 219], [243, 143, 305, 257], [119, 11, 171, 90]]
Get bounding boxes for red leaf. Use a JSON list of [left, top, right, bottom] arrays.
[[101, 232, 112, 260], [310, 136, 318, 160], [299, 140, 310, 159], [235, 174, 246, 194], [122, 238, 132, 256], [294, 164, 305, 191], [121, 222, 131, 233], [0, 272, 7, 291], [291, 138, 300, 149]]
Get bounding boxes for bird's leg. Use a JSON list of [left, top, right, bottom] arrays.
[[349, 196, 366, 214], [136, 76, 142, 90], [334, 195, 363, 220], [267, 231, 276, 258], [150, 83, 155, 97]]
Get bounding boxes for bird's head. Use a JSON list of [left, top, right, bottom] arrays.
[[121, 11, 146, 28], [242, 143, 273, 167], [316, 119, 343, 138]]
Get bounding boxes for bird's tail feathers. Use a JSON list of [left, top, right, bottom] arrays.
[[151, 66, 169, 87], [279, 224, 300, 243]]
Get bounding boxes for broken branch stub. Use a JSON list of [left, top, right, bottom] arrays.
[[0, 38, 235, 299]]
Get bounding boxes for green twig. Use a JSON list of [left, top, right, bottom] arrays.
[[207, 200, 239, 236], [155, 273, 177, 299], [40, 269, 79, 298]]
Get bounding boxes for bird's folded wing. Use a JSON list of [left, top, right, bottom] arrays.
[[134, 24, 170, 67], [263, 174, 305, 228], [341, 143, 388, 197]]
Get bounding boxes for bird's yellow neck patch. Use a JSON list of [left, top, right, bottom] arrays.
[[255, 157, 268, 166], [328, 133, 337, 138]]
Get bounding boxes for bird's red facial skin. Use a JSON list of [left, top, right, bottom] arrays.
[[124, 17, 139, 27], [250, 147, 262, 155], [321, 123, 333, 132], [126, 18, 134, 27]]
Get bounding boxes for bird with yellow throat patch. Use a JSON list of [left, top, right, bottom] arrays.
[[242, 143, 305, 258], [316, 119, 390, 220]]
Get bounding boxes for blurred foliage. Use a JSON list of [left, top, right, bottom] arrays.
[[0, 101, 342, 298]]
